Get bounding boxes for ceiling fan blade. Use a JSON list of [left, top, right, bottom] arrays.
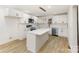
[[39, 7, 46, 12]]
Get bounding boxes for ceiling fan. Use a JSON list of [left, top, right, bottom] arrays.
[[39, 7, 46, 12]]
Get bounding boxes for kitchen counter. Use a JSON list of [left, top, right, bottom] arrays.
[[27, 28, 49, 35], [27, 28, 49, 52]]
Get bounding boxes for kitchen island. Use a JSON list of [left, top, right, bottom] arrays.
[[27, 28, 49, 52]]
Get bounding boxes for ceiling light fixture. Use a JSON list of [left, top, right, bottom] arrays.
[[47, 6, 52, 9], [39, 7, 46, 12]]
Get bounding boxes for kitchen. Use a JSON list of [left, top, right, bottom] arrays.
[[0, 5, 78, 53]]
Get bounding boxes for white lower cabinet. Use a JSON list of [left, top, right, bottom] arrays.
[[27, 29, 49, 52], [58, 27, 68, 37]]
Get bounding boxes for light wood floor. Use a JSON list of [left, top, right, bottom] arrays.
[[0, 36, 70, 53]]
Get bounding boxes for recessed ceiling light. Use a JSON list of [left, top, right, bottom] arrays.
[[47, 6, 52, 9]]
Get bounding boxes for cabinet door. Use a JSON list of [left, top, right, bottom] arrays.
[[52, 15, 67, 24], [5, 8, 22, 17], [15, 10, 23, 17], [5, 8, 16, 16], [58, 26, 68, 37]]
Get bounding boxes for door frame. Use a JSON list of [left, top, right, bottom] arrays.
[[77, 5, 79, 52]]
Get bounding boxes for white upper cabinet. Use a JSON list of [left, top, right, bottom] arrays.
[[5, 8, 22, 18], [20, 13, 31, 23], [52, 15, 68, 24], [32, 16, 38, 23], [20, 15, 39, 24]]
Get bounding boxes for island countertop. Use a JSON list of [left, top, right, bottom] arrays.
[[27, 28, 49, 35]]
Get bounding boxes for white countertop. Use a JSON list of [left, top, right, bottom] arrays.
[[27, 28, 49, 35]]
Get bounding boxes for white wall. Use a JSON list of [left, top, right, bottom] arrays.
[[5, 9, 38, 40], [5, 17, 25, 40], [68, 6, 78, 52], [0, 8, 39, 44], [0, 8, 10, 44], [0, 8, 24, 44]]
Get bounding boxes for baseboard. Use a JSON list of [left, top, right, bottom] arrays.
[[0, 39, 14, 45]]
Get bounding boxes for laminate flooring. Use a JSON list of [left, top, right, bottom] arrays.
[[0, 36, 70, 53]]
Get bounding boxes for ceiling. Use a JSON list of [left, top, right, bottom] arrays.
[[0, 5, 69, 16]]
